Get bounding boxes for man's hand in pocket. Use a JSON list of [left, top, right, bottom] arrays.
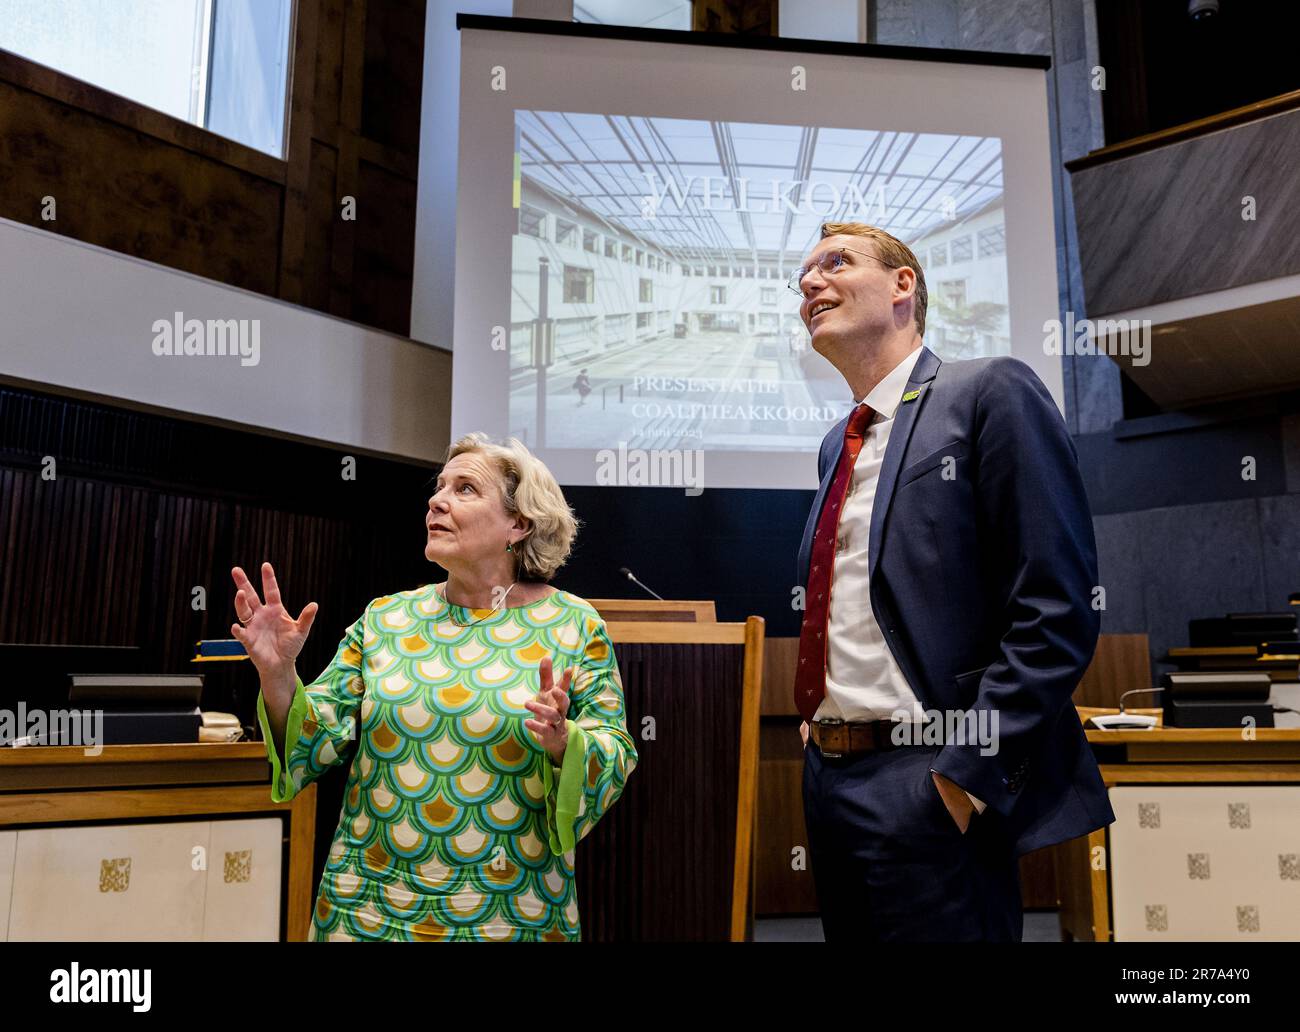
[[931, 770, 976, 833]]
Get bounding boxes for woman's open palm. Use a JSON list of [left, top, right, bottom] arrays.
[[230, 562, 318, 677]]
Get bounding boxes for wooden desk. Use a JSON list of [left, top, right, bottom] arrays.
[[1058, 728, 1300, 941], [0, 742, 314, 941]]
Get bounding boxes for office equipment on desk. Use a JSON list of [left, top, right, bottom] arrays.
[[68, 674, 203, 708], [62, 673, 205, 745], [1082, 688, 1163, 731], [1189, 611, 1298, 648], [1167, 643, 1300, 681], [1160, 671, 1275, 728], [1088, 712, 1160, 731], [199, 711, 244, 743]]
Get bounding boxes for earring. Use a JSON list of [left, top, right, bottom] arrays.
[[506, 542, 513, 553]]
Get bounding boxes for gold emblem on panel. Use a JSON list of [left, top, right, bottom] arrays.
[[99, 857, 131, 893], [224, 849, 252, 884]]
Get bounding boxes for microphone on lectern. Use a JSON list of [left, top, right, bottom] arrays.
[[618, 566, 665, 601]]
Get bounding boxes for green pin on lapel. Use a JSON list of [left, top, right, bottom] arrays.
[[901, 389, 921, 403]]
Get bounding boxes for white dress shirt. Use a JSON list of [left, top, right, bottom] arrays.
[[814, 344, 986, 815]]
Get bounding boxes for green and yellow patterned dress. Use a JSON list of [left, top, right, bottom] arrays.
[[255, 583, 636, 941]]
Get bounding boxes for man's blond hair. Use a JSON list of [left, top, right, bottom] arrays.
[[819, 222, 928, 337]]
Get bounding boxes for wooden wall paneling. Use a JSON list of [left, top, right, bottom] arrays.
[[301, 140, 341, 315], [326, 0, 369, 323], [756, 635, 805, 914], [353, 160, 418, 334], [314, 0, 349, 135], [359, 0, 425, 157], [1019, 846, 1061, 912], [760, 635, 798, 715], [1074, 633, 1152, 709], [0, 469, 152, 648], [0, 77, 283, 295], [755, 722, 817, 915], [692, 0, 777, 35], [278, 0, 323, 307], [0, 1, 426, 338], [0, 50, 286, 182]]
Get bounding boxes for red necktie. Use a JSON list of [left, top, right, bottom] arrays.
[[794, 402, 876, 723]]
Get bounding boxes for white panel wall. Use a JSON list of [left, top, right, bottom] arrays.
[[409, 0, 514, 350], [0, 217, 452, 463]]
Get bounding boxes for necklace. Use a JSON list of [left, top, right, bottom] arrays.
[[437, 581, 518, 626]]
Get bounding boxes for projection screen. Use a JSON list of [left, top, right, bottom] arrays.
[[447, 17, 1060, 490]]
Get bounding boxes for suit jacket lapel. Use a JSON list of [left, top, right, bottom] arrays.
[[868, 345, 942, 582]]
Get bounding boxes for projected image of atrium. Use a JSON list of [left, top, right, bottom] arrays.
[[509, 111, 1008, 452]]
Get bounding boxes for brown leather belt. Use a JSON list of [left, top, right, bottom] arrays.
[[811, 718, 917, 758]]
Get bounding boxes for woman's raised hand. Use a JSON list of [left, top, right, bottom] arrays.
[[525, 655, 573, 765], [230, 563, 318, 679]]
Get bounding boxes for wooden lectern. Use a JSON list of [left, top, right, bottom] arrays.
[[585, 599, 765, 941]]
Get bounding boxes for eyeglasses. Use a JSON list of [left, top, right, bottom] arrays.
[[787, 247, 893, 298]]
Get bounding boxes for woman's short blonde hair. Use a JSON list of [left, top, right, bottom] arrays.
[[444, 433, 578, 582]]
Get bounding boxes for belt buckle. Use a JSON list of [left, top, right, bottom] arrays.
[[816, 717, 845, 759]]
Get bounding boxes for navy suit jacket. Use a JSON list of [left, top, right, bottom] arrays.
[[797, 344, 1115, 857]]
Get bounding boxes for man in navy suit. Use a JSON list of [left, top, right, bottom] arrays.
[[792, 221, 1114, 942]]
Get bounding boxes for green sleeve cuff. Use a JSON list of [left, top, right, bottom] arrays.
[[540, 720, 587, 855], [257, 676, 308, 803]]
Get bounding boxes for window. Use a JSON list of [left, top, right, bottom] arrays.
[[622, 244, 633, 263], [636, 249, 644, 266], [519, 205, 546, 238], [710, 285, 727, 304], [761, 287, 776, 305], [637, 312, 651, 328], [583, 229, 598, 253], [555, 220, 578, 247], [563, 265, 595, 304], [930, 243, 948, 267], [950, 235, 973, 262], [574, 1, 691, 30], [681, 265, 691, 276], [978, 225, 1006, 257], [0, 0, 293, 157], [940, 280, 968, 309], [639, 278, 653, 303]]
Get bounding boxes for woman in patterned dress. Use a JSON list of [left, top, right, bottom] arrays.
[[231, 433, 637, 940]]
